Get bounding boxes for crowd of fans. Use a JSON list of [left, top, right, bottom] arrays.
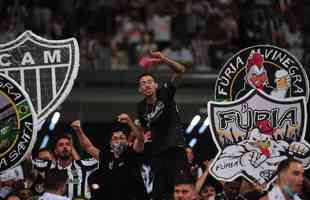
[[1, 0, 310, 200], [0, 0, 309, 72], [0, 47, 309, 199]]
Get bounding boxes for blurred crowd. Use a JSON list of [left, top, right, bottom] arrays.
[[0, 0, 309, 72]]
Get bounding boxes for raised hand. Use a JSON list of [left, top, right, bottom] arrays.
[[203, 160, 210, 170], [147, 49, 166, 63], [117, 113, 133, 124], [144, 131, 152, 143], [148, 49, 186, 81], [71, 120, 81, 131]]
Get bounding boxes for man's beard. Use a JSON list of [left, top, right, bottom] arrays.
[[59, 151, 70, 160]]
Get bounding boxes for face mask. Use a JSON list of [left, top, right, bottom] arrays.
[[111, 141, 128, 157], [282, 185, 296, 199]]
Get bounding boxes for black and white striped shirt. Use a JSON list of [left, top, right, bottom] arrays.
[[32, 158, 99, 199]]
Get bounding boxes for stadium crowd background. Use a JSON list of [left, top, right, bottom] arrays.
[[0, 0, 309, 73]]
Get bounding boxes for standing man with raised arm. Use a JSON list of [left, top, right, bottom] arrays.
[[137, 50, 187, 200], [32, 134, 98, 200], [71, 113, 147, 200]]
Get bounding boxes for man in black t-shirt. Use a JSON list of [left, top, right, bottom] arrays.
[[137, 50, 188, 200], [71, 114, 148, 200]]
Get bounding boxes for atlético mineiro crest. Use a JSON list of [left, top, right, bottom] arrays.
[[209, 45, 310, 189], [215, 45, 309, 102], [0, 31, 79, 172], [0, 74, 37, 172], [208, 89, 310, 188], [0, 31, 79, 123]]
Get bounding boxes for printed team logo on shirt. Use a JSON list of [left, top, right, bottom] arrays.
[[0, 74, 37, 172], [145, 101, 165, 127], [215, 45, 309, 102]]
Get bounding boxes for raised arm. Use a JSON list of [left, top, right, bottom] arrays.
[[195, 160, 210, 193], [67, 134, 81, 160], [71, 120, 100, 160], [148, 50, 186, 82], [118, 113, 144, 153]]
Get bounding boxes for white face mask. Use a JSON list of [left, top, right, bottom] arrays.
[[111, 141, 128, 157]]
